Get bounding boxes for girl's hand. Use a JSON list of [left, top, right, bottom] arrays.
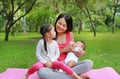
[[44, 61, 52, 68]]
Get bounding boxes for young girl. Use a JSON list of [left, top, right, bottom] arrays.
[[22, 24, 82, 79]]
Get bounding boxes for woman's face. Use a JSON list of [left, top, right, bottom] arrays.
[[55, 18, 67, 34]]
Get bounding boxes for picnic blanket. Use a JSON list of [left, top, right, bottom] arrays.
[[0, 67, 120, 79]]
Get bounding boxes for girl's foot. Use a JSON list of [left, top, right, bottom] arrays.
[[22, 74, 28, 79], [22, 75, 27, 79]]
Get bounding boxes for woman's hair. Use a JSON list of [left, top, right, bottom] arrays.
[[54, 13, 73, 33], [40, 24, 52, 53]]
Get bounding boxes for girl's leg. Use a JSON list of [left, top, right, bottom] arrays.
[[72, 59, 93, 74], [52, 61, 82, 79], [25, 61, 44, 78], [52, 61, 73, 75]]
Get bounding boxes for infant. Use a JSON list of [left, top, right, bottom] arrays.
[[64, 41, 86, 67]]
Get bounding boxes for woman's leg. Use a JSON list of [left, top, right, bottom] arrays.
[[52, 61, 81, 79], [37, 59, 93, 79], [38, 68, 72, 79], [72, 59, 93, 74]]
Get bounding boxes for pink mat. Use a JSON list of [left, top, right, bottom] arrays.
[[0, 67, 120, 79], [0, 68, 39, 79], [81, 67, 120, 79]]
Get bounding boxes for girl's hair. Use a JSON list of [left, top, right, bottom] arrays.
[[40, 24, 52, 53], [54, 13, 73, 33]]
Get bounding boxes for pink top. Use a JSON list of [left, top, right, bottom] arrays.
[[57, 32, 72, 61]]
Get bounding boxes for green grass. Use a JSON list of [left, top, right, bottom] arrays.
[[75, 31, 120, 73], [0, 32, 40, 72], [0, 31, 120, 74]]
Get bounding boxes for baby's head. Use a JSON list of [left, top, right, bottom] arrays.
[[75, 41, 86, 50]]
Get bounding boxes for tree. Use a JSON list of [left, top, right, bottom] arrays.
[[0, 0, 36, 41], [111, 0, 120, 33], [105, 0, 120, 33], [75, 0, 97, 36], [78, 20, 82, 34], [26, 0, 56, 32]]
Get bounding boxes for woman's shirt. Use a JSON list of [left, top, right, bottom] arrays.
[[57, 32, 72, 61], [36, 39, 60, 63]]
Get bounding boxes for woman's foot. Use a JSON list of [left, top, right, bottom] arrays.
[[81, 75, 90, 79], [71, 72, 82, 79], [72, 76, 82, 79]]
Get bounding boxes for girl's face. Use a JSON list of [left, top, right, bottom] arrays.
[[49, 26, 56, 39], [56, 18, 67, 34]]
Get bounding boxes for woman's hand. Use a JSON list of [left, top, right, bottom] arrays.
[[60, 44, 74, 53], [73, 50, 85, 58], [44, 61, 52, 68], [66, 43, 74, 52]]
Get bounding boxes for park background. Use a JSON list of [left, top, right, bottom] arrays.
[[0, 0, 120, 74]]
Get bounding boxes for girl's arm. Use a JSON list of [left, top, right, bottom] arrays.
[[51, 41, 60, 61], [36, 40, 47, 63]]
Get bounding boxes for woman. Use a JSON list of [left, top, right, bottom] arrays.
[[38, 13, 93, 79], [23, 24, 81, 79]]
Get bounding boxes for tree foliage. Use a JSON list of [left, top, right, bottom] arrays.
[[0, 0, 120, 41], [0, 0, 37, 41]]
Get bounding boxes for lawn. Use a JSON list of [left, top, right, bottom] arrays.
[[0, 31, 120, 74]]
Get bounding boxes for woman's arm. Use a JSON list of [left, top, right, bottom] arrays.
[[73, 50, 86, 58], [70, 32, 74, 41], [59, 45, 73, 54], [69, 32, 85, 58], [59, 32, 75, 54]]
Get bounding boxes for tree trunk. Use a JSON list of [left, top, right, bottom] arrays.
[[4, 25, 11, 41], [4, 31, 9, 41], [78, 20, 82, 34], [86, 7, 96, 37], [22, 8, 27, 33], [3, 0, 37, 41], [112, 5, 117, 33]]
